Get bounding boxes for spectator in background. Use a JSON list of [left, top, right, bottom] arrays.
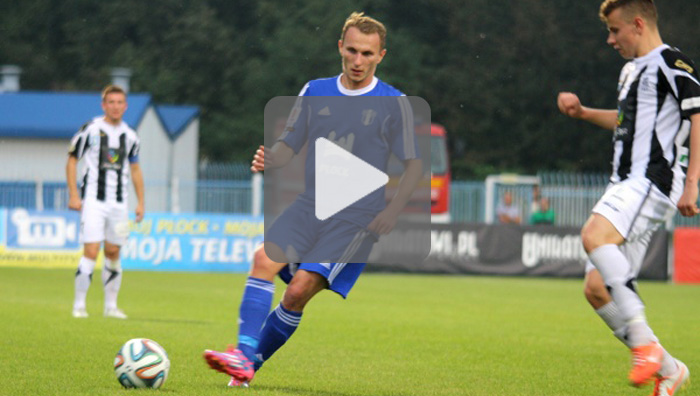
[[530, 184, 542, 214], [530, 197, 555, 225], [496, 191, 521, 224]]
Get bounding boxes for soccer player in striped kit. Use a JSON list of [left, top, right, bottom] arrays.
[[67, 85, 145, 320], [558, 0, 699, 394], [204, 12, 423, 387]]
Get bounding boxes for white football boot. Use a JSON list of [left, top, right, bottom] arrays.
[[104, 307, 128, 319], [650, 359, 690, 396]]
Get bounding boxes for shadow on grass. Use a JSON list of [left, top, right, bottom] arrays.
[[254, 384, 412, 396], [128, 317, 215, 326]]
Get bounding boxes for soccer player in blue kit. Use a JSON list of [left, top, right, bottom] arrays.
[[204, 12, 424, 387]]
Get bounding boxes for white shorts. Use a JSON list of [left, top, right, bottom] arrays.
[[584, 177, 676, 275], [80, 199, 130, 245]]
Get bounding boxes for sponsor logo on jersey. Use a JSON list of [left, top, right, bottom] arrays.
[[326, 130, 355, 153], [678, 147, 690, 167], [675, 59, 694, 74], [603, 201, 620, 212], [613, 127, 629, 140], [108, 149, 120, 163]]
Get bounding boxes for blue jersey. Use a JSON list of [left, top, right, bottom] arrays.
[[278, 75, 418, 226], [298, 75, 405, 97]]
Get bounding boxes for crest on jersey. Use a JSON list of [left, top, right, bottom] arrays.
[[361, 109, 377, 126], [639, 76, 655, 93]]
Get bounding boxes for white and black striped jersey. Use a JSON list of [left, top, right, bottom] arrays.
[[613, 44, 700, 202], [68, 117, 140, 203]]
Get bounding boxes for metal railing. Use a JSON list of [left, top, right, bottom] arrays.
[[450, 181, 486, 224], [1, 168, 698, 228], [450, 172, 699, 228]]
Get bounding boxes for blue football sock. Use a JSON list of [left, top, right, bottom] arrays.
[[254, 303, 302, 371], [237, 277, 275, 362]]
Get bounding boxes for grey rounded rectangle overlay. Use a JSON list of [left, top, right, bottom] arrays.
[[262, 96, 431, 266]]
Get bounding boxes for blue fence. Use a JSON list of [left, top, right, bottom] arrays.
[[194, 180, 253, 214], [1, 180, 256, 214], [450, 181, 486, 224], [0, 182, 35, 209], [195, 162, 254, 213], [450, 172, 700, 228], [199, 162, 252, 181], [2, 168, 699, 228]]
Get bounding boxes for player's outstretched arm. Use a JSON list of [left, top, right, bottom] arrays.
[[367, 158, 423, 235], [66, 155, 82, 211], [130, 163, 145, 223], [557, 92, 618, 131], [677, 113, 700, 217], [251, 145, 265, 172], [250, 142, 295, 173]]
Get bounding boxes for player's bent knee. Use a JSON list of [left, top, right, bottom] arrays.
[[282, 273, 326, 311], [580, 215, 624, 253], [583, 274, 610, 308], [282, 284, 317, 312], [584, 282, 605, 305], [253, 245, 271, 265], [250, 245, 286, 280], [580, 226, 599, 253]]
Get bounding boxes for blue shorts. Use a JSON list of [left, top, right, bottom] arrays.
[[279, 263, 365, 298], [265, 200, 377, 264]]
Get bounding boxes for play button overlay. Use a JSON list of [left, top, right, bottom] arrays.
[[315, 137, 388, 221], [263, 96, 431, 266]]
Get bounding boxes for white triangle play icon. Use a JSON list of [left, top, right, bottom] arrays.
[[315, 137, 388, 221]]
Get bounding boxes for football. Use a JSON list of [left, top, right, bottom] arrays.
[[114, 338, 170, 389]]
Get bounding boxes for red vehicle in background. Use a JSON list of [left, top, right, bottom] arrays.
[[385, 122, 451, 222], [429, 124, 451, 223]]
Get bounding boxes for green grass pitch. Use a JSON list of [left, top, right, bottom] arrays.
[[0, 267, 698, 396]]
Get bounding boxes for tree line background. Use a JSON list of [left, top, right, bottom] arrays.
[[2, 0, 699, 180]]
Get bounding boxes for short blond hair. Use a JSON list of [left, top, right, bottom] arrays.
[[340, 12, 387, 50], [599, 0, 657, 25], [101, 85, 126, 102]]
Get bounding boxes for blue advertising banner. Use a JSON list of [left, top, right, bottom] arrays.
[[0, 208, 82, 268], [120, 213, 263, 272], [5, 208, 80, 250], [0, 208, 5, 245]]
